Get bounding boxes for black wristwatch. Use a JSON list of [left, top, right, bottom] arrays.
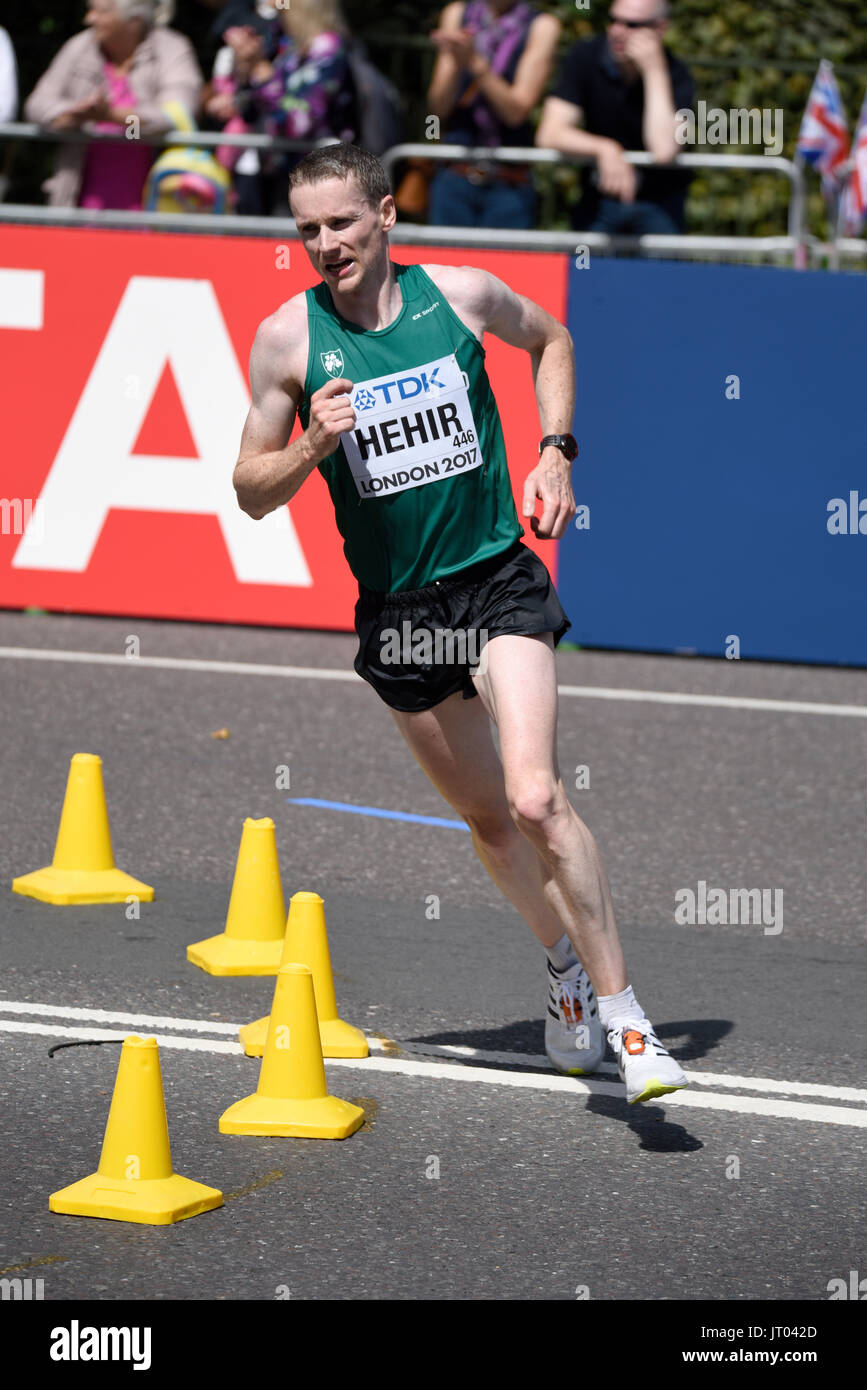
[[539, 433, 579, 462]]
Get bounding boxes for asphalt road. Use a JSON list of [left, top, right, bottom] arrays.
[[1, 609, 865, 1316]]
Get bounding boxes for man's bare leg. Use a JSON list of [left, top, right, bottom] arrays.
[[389, 689, 573, 951], [390, 638, 687, 1100], [470, 632, 627, 996], [389, 644, 627, 995]]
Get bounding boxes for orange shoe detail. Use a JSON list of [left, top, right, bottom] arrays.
[[623, 1029, 646, 1056], [562, 995, 583, 1028]]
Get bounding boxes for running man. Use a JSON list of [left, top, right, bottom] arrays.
[[233, 143, 687, 1104]]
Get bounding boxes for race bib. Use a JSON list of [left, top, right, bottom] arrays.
[[341, 352, 484, 499]]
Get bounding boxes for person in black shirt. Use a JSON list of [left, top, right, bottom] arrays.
[[536, 0, 694, 234]]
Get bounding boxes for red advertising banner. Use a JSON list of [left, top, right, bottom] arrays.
[[0, 224, 567, 630]]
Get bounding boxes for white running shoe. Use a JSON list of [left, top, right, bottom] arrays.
[[545, 960, 606, 1075], [606, 1017, 688, 1104]]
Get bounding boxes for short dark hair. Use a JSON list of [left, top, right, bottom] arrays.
[[288, 143, 391, 210]]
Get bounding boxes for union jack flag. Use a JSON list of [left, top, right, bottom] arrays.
[[840, 89, 867, 236], [797, 60, 850, 197]]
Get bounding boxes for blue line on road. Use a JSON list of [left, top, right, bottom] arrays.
[[287, 798, 470, 831]]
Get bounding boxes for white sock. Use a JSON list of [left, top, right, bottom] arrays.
[[598, 984, 644, 1031], [544, 933, 579, 974]]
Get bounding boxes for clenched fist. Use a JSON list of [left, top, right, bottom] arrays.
[[304, 377, 356, 464]]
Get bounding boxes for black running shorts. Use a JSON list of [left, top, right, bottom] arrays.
[[353, 538, 571, 713]]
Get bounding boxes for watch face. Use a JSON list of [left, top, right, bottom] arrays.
[[541, 434, 578, 460]]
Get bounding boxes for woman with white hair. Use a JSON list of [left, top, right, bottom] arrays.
[[223, 0, 357, 214], [25, 0, 203, 208]]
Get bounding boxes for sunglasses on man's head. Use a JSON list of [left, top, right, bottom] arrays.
[[608, 15, 661, 26]]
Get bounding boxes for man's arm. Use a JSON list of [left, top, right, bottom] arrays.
[[427, 1, 469, 125], [424, 265, 576, 540], [536, 95, 637, 203], [623, 29, 679, 163], [429, 8, 560, 131], [461, 13, 561, 130], [233, 297, 356, 520]]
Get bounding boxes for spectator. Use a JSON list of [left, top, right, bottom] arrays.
[[426, 1, 560, 230], [202, 2, 276, 212], [536, 0, 694, 235], [25, 0, 203, 209], [0, 27, 18, 123], [227, 0, 356, 216]]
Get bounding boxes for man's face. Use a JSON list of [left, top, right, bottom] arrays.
[[291, 176, 394, 294], [607, 0, 665, 62]]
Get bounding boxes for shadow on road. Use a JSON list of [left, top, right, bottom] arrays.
[[410, 1016, 733, 1065], [584, 1092, 704, 1153]]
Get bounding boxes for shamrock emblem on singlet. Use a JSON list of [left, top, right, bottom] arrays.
[[320, 349, 344, 377], [354, 388, 378, 411]]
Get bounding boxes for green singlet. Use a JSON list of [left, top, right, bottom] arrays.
[[298, 261, 523, 593]]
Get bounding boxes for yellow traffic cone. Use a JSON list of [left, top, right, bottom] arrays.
[[12, 753, 154, 905], [220, 965, 364, 1139], [49, 1036, 222, 1224], [187, 817, 285, 975], [239, 891, 368, 1058]]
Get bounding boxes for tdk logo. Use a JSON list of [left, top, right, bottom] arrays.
[[355, 368, 445, 410]]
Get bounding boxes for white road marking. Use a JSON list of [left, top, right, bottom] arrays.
[[333, 1055, 867, 1129], [1, 646, 864, 718], [0, 647, 361, 684], [0, 998, 241, 1035], [378, 1038, 867, 1104], [2, 1001, 864, 1103], [0, 1019, 240, 1054], [555, 683, 867, 719], [2, 1007, 866, 1128], [2, 1000, 864, 1102]]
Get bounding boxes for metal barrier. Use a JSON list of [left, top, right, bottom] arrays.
[[381, 140, 808, 251], [0, 120, 864, 265], [830, 237, 867, 265], [0, 198, 804, 259], [0, 121, 336, 155]]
